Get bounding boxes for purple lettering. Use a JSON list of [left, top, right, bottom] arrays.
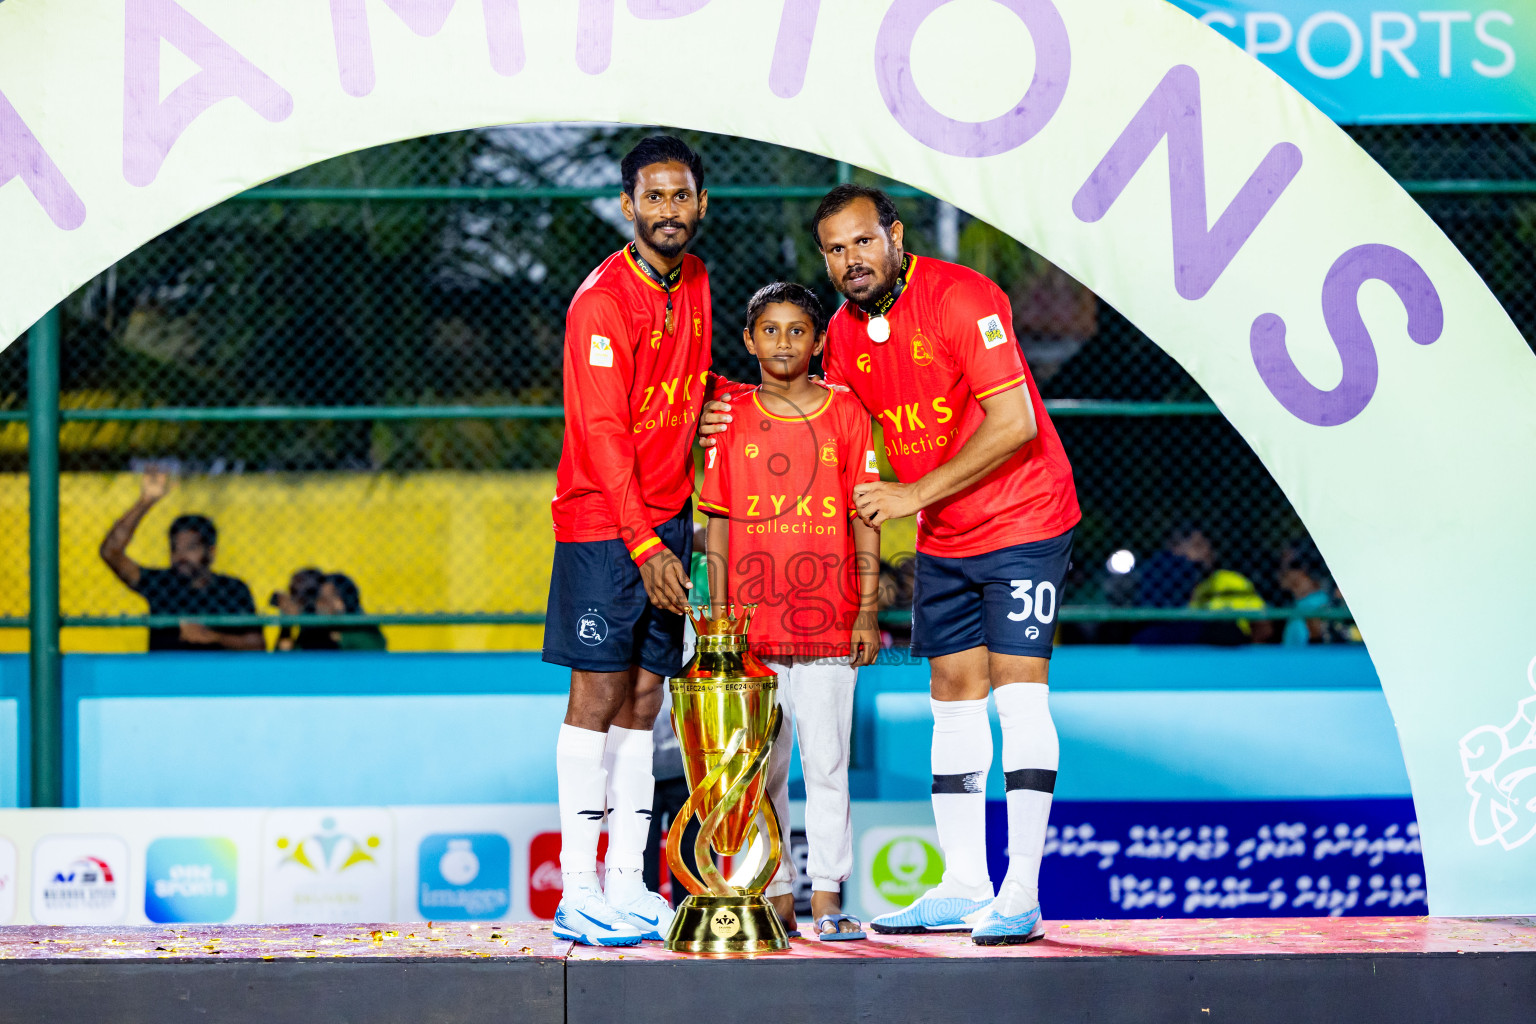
[[875, 0, 1069, 158], [0, 88, 86, 231], [628, 0, 711, 16], [1250, 244, 1443, 427], [485, 0, 526, 77], [1072, 65, 1303, 301], [577, 0, 617, 74], [331, 0, 459, 97], [770, 0, 821, 99], [123, 0, 293, 188], [579, 0, 710, 75]]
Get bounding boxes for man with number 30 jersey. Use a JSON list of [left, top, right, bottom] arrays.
[[704, 184, 1079, 945]]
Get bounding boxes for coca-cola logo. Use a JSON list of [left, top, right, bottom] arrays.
[[529, 861, 561, 892], [527, 831, 607, 920]]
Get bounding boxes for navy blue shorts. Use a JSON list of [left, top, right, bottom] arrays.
[[910, 529, 1074, 660], [542, 503, 694, 677]]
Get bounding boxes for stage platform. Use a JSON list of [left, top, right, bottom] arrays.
[[3, 916, 1533, 1023]]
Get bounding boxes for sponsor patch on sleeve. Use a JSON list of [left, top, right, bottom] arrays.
[[589, 335, 614, 367], [977, 314, 1008, 349], [865, 449, 879, 474]]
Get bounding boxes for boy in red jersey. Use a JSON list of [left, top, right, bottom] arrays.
[[700, 283, 881, 940], [545, 136, 711, 947], [700, 185, 1080, 945]]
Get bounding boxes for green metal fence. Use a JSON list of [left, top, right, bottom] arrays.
[[3, 123, 1533, 653]]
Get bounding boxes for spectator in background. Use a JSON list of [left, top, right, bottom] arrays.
[[1278, 539, 1349, 645], [273, 567, 331, 651], [1189, 569, 1274, 645], [1136, 523, 1214, 608], [1132, 524, 1216, 645], [315, 573, 387, 651], [98, 470, 263, 652]]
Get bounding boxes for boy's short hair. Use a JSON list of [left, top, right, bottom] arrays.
[[744, 282, 827, 336]]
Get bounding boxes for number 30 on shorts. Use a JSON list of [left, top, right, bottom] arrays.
[[1007, 579, 1057, 624]]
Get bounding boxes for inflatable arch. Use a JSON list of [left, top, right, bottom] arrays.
[[1, 0, 1533, 914]]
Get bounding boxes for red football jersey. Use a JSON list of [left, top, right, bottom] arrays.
[[699, 385, 879, 656], [824, 254, 1080, 558], [552, 247, 712, 565]]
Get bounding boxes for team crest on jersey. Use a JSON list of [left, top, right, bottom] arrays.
[[911, 331, 934, 366], [745, 444, 760, 458], [820, 440, 838, 465], [977, 315, 1007, 349], [694, 314, 703, 337], [855, 353, 872, 373], [589, 335, 614, 366]]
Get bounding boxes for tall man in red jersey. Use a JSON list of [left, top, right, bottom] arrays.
[[704, 184, 1080, 944], [544, 136, 711, 947]]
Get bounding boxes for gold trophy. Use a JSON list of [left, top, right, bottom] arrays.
[[664, 604, 790, 954]]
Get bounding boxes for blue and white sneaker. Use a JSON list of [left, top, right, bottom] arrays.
[[869, 884, 994, 934], [971, 881, 1046, 946], [606, 886, 676, 941], [551, 886, 644, 947]]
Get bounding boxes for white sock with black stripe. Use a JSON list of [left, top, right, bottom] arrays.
[[995, 683, 1058, 914], [601, 724, 655, 903], [929, 697, 994, 899], [557, 724, 609, 894]]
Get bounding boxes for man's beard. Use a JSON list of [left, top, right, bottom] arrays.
[[840, 247, 903, 307], [640, 215, 694, 260]]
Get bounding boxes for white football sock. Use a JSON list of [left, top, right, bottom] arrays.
[[556, 724, 608, 892], [994, 683, 1058, 906], [601, 724, 656, 901], [929, 696, 994, 897]]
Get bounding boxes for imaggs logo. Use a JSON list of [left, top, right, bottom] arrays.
[[1460, 655, 1536, 851], [418, 834, 510, 920]]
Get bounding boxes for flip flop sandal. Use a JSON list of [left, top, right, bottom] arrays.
[[815, 913, 868, 941]]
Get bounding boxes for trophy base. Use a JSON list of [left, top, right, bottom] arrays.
[[664, 893, 791, 955]]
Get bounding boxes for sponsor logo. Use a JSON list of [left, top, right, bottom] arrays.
[[589, 334, 614, 367], [865, 449, 879, 475], [262, 810, 392, 923], [0, 837, 15, 925], [977, 314, 1007, 349], [144, 837, 238, 924], [1026, 625, 1041, 640], [32, 835, 130, 925], [418, 834, 511, 920], [744, 443, 760, 458], [910, 331, 934, 366], [855, 353, 872, 372], [529, 831, 607, 919], [820, 439, 838, 465], [710, 908, 741, 938], [577, 612, 608, 646], [872, 835, 940, 914]]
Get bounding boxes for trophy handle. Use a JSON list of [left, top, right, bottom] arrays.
[[695, 706, 784, 895], [667, 725, 750, 897], [743, 707, 786, 894]]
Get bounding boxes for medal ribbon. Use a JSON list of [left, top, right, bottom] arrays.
[[857, 253, 914, 319], [629, 243, 685, 332]]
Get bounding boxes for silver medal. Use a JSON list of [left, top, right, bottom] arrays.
[[866, 315, 891, 343]]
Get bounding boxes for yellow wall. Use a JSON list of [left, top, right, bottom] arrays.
[[0, 470, 918, 654]]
